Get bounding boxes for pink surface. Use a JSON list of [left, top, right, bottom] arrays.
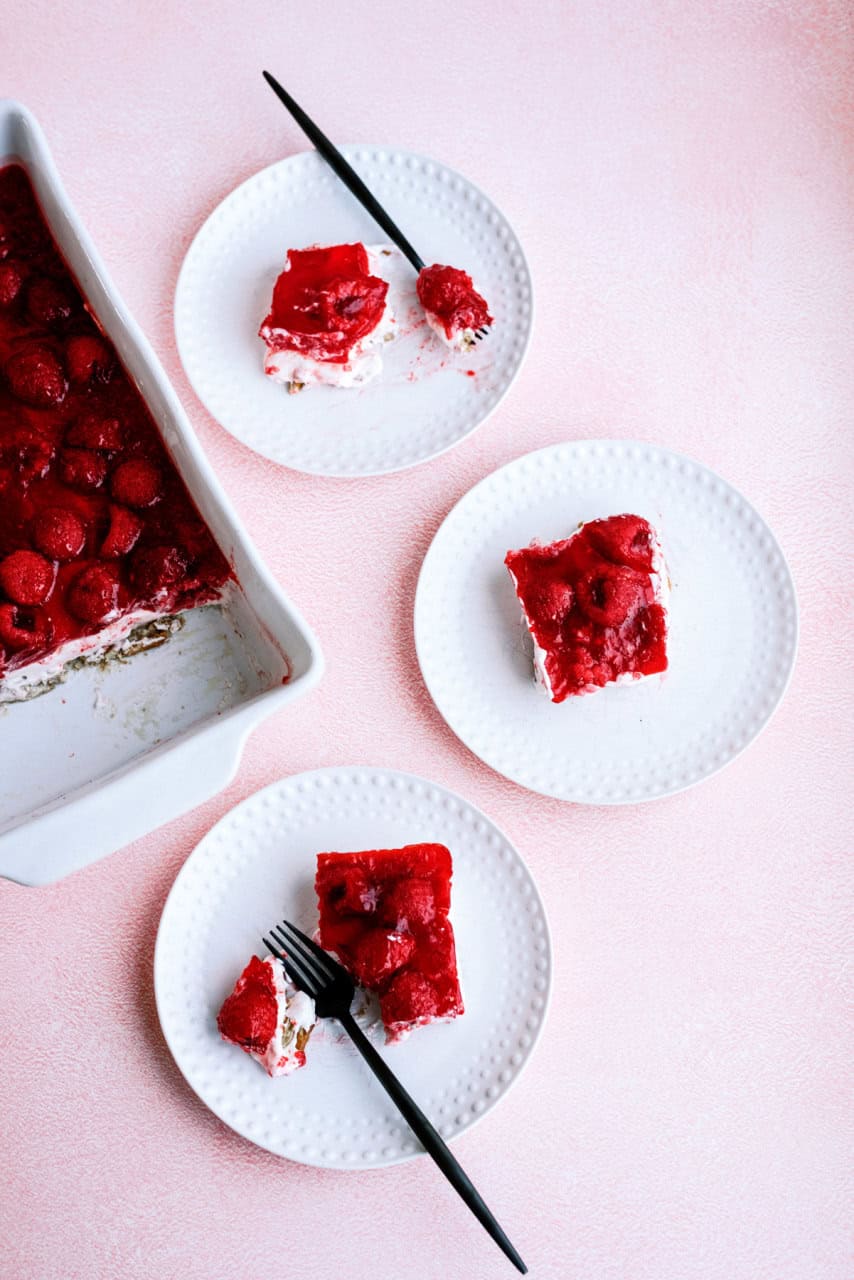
[[1, 3, 852, 1277]]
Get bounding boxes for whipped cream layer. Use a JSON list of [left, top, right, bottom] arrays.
[[254, 956, 317, 1078], [0, 581, 234, 705], [422, 309, 478, 352], [0, 607, 166, 704]]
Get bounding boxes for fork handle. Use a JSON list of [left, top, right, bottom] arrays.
[[338, 1011, 526, 1274], [262, 72, 426, 274]]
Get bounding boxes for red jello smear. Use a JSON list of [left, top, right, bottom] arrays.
[[505, 514, 668, 703], [259, 244, 388, 363], [217, 955, 278, 1053], [0, 164, 232, 675], [416, 264, 493, 338], [315, 843, 464, 1039]]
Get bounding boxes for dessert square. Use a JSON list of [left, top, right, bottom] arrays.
[[259, 242, 395, 391], [505, 513, 669, 702], [217, 954, 316, 1078], [315, 842, 464, 1042]]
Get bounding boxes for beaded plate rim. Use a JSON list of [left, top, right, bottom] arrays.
[[174, 146, 533, 477], [415, 440, 799, 804], [154, 766, 553, 1168]]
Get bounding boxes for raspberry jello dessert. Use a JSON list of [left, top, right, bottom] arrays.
[[217, 954, 316, 1078], [316, 843, 464, 1042], [416, 264, 492, 351], [259, 243, 395, 392], [0, 163, 232, 702], [505, 514, 669, 703]]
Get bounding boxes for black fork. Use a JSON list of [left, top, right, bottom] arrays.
[[264, 919, 525, 1273], [261, 72, 490, 342]]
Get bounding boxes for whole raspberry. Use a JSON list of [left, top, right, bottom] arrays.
[[27, 276, 75, 327], [576, 564, 648, 627], [129, 544, 187, 599], [111, 458, 162, 508], [0, 603, 52, 653], [0, 261, 24, 307], [5, 345, 67, 408], [562, 645, 599, 689], [0, 426, 54, 484], [66, 334, 113, 386], [530, 578, 575, 623], [349, 928, 416, 988], [100, 504, 143, 559], [32, 507, 87, 562], [0, 549, 56, 605], [381, 971, 439, 1026], [183, 550, 231, 598], [382, 878, 436, 927], [416, 922, 458, 985], [586, 514, 656, 572], [65, 414, 123, 451], [327, 867, 378, 916], [172, 515, 211, 561], [67, 563, 120, 624], [59, 448, 108, 492]]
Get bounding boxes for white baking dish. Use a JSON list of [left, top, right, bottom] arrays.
[[0, 101, 323, 885]]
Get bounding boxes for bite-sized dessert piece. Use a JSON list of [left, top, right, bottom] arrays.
[[315, 842, 464, 1043], [259, 243, 395, 392], [217, 954, 316, 1078], [505, 514, 669, 703], [416, 264, 492, 351], [0, 163, 233, 701]]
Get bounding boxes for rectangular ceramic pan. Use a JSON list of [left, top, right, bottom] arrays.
[[0, 102, 323, 886]]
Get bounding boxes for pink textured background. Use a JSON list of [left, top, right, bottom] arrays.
[[2, 3, 852, 1277]]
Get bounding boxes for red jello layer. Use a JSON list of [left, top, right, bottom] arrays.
[[217, 955, 278, 1053], [505, 514, 668, 702], [316, 843, 464, 1038], [0, 163, 232, 676], [260, 243, 389, 363], [416, 264, 492, 338]]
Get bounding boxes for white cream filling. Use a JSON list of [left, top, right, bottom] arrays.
[[254, 956, 316, 1078], [511, 521, 670, 700], [0, 581, 235, 705], [260, 245, 397, 391], [0, 607, 164, 704], [422, 308, 478, 352]]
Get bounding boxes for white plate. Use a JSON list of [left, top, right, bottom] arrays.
[[0, 102, 322, 885], [415, 440, 798, 804], [154, 767, 552, 1169], [174, 147, 532, 476]]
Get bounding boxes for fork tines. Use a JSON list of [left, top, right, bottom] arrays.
[[264, 919, 346, 997], [473, 326, 490, 342], [264, 924, 323, 996]]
